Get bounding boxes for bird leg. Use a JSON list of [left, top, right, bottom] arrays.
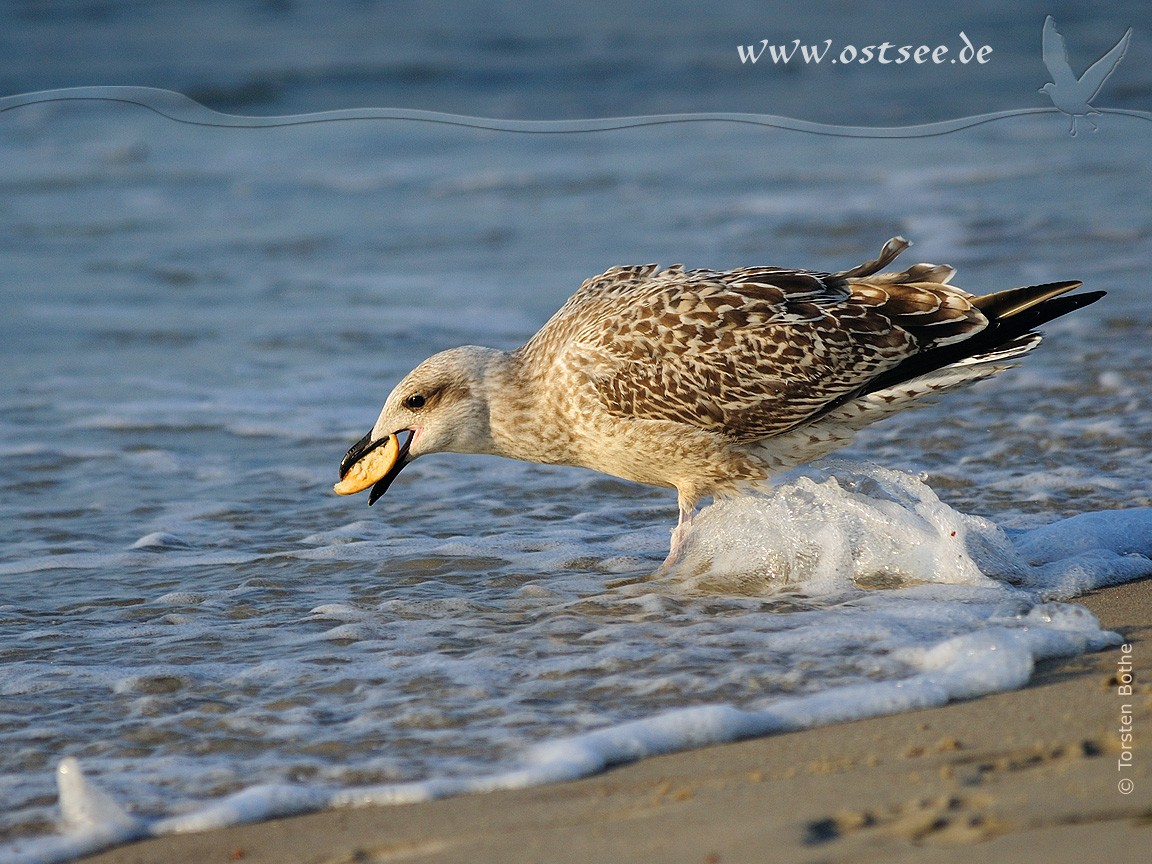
[[660, 507, 696, 570]]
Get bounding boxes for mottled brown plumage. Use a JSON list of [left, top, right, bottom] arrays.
[[340, 238, 1102, 563], [535, 237, 987, 443]]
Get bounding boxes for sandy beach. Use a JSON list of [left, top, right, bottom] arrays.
[[77, 577, 1151, 864]]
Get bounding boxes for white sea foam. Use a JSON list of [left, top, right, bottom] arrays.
[[0, 619, 1105, 864], [661, 462, 1028, 593], [4, 466, 1150, 864]]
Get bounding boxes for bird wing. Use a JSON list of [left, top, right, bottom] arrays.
[[1042, 16, 1077, 88], [542, 240, 986, 443], [1078, 27, 1131, 101]]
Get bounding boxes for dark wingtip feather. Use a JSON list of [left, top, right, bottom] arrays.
[[971, 281, 1084, 319], [1005, 289, 1104, 331], [849, 287, 1104, 407]]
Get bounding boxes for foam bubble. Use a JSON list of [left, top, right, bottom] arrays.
[[129, 532, 191, 550]]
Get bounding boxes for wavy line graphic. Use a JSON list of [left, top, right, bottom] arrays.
[[2, 86, 1150, 138]]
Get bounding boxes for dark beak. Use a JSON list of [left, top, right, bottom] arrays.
[[340, 430, 375, 479], [338, 430, 414, 506]]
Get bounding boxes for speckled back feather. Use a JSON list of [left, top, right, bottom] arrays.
[[522, 237, 995, 443]]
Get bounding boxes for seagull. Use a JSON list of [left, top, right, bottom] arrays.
[[1040, 15, 1132, 136], [336, 238, 1102, 567]]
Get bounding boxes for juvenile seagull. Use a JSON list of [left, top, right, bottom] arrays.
[[337, 238, 1102, 564], [1040, 15, 1132, 136]]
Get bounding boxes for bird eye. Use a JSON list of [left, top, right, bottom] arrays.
[[404, 394, 426, 411]]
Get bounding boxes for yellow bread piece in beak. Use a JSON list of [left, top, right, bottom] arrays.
[[333, 434, 400, 495]]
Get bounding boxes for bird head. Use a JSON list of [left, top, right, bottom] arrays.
[[1039, 82, 1056, 95], [336, 345, 501, 504]]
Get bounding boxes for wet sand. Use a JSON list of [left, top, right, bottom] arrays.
[[82, 578, 1152, 864]]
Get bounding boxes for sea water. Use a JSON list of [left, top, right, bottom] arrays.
[[3, 18, 1152, 862]]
